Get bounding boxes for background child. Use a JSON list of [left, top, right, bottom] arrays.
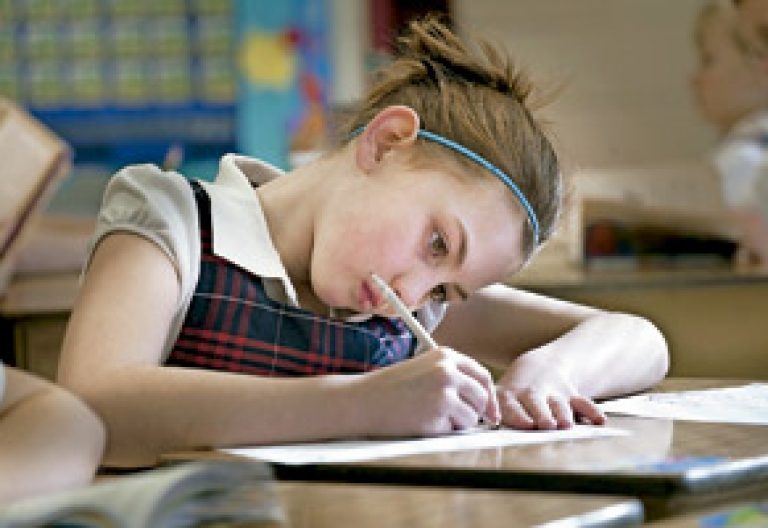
[[0, 363, 104, 504], [692, 1, 768, 267], [57, 16, 668, 468]]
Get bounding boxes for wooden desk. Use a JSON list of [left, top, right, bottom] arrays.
[[170, 379, 768, 522], [0, 272, 78, 379], [649, 499, 768, 527], [276, 481, 643, 527]]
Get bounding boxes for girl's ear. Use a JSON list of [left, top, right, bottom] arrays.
[[355, 106, 420, 173]]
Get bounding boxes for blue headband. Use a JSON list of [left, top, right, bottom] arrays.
[[352, 127, 540, 245]]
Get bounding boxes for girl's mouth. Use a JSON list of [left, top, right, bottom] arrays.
[[360, 278, 382, 312]]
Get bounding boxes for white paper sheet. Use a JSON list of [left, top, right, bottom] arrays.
[[598, 383, 768, 425], [222, 425, 628, 465]]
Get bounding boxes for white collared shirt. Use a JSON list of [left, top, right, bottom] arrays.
[[714, 110, 768, 217], [88, 154, 446, 361]]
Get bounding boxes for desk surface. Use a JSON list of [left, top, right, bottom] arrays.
[[649, 499, 768, 527], [270, 379, 768, 489], [169, 379, 768, 522], [276, 481, 643, 527]]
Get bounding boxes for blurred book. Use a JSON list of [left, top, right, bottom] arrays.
[[0, 460, 284, 528], [13, 215, 95, 274], [0, 97, 71, 292], [543, 161, 740, 271], [582, 198, 738, 271]]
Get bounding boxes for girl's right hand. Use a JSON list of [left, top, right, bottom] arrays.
[[351, 348, 500, 437]]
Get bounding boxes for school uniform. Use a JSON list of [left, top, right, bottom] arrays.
[[88, 154, 447, 375], [714, 110, 768, 219]]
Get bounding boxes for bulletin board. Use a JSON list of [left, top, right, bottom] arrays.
[[0, 0, 237, 166]]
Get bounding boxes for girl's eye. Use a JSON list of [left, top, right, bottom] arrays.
[[428, 230, 449, 258], [430, 284, 448, 303]]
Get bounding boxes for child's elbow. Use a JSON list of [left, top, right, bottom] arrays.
[[57, 376, 163, 469], [628, 313, 670, 383], [46, 386, 108, 474]]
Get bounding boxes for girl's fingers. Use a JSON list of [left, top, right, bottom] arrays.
[[449, 395, 483, 431], [452, 353, 500, 423], [498, 396, 535, 429], [571, 395, 607, 425], [519, 391, 557, 430], [456, 375, 493, 424], [549, 395, 575, 429]]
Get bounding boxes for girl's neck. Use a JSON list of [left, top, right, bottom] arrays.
[[256, 150, 350, 313]]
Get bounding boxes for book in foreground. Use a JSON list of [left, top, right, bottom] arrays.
[[0, 460, 284, 528]]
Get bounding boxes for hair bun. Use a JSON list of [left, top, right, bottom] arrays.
[[396, 15, 532, 103]]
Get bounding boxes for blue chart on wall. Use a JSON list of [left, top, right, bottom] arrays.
[[0, 0, 331, 172], [0, 0, 239, 169], [235, 0, 331, 170]]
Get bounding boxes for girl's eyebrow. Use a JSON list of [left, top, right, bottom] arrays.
[[455, 219, 468, 267]]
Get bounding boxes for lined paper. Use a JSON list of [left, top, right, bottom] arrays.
[[222, 425, 628, 465], [598, 383, 768, 425]]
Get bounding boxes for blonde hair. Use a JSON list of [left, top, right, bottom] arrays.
[[696, 1, 767, 59], [339, 16, 560, 255], [733, 0, 768, 52]]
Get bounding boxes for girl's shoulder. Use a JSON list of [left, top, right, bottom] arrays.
[[92, 164, 201, 308], [100, 164, 198, 231], [105, 164, 195, 206]]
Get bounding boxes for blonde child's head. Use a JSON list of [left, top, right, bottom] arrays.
[[692, 1, 768, 132], [338, 16, 561, 258]]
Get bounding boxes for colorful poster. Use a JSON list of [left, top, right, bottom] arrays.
[[236, 0, 331, 169]]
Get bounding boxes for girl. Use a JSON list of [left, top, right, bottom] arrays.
[[58, 16, 668, 468], [692, 1, 768, 268]]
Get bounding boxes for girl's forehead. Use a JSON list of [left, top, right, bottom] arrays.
[[455, 188, 527, 280]]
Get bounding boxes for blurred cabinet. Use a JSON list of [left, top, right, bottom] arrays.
[[8, 315, 68, 380], [1, 273, 78, 380]]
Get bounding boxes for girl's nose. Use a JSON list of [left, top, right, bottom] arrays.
[[391, 271, 435, 311]]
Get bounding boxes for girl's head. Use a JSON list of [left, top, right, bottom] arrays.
[[339, 15, 561, 258], [310, 16, 560, 313], [692, 1, 768, 132]]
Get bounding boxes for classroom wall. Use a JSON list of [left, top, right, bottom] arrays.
[[453, 1, 768, 379], [453, 0, 716, 172]]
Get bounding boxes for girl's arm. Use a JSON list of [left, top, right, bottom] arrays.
[[0, 367, 105, 504], [433, 284, 669, 429], [58, 233, 498, 467]]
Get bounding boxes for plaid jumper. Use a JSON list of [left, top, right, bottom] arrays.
[[166, 179, 417, 376]]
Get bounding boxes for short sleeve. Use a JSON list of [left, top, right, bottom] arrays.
[[87, 164, 201, 358], [714, 139, 768, 211]]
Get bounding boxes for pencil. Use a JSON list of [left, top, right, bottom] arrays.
[[370, 273, 438, 351], [370, 273, 500, 428]]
